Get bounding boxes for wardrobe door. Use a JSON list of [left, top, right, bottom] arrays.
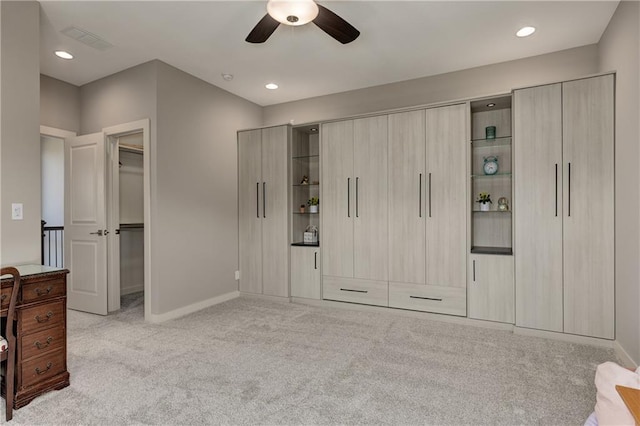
[[425, 104, 467, 290], [353, 115, 388, 281], [321, 120, 354, 278], [261, 126, 290, 297], [388, 110, 426, 285], [562, 75, 614, 339], [514, 83, 563, 332], [238, 129, 263, 294]]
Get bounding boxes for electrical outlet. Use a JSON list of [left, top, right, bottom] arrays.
[[235, 270, 240, 280], [11, 203, 23, 220]]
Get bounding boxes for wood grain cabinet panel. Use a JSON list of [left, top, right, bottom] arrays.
[[238, 126, 290, 297], [388, 282, 466, 316], [562, 75, 614, 339], [468, 254, 514, 324], [513, 83, 564, 332], [291, 247, 321, 300], [388, 110, 426, 285], [514, 75, 615, 339], [323, 276, 388, 307], [425, 104, 467, 291]]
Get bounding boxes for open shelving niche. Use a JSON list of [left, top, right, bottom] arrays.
[[470, 96, 513, 255], [290, 124, 320, 246]]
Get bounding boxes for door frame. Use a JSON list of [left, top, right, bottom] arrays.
[[103, 119, 151, 321]]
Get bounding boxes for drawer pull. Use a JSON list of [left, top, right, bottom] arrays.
[[410, 295, 443, 302], [35, 311, 54, 323], [34, 337, 54, 350], [1, 294, 6, 302], [34, 286, 54, 296], [340, 288, 368, 294], [35, 362, 53, 375]]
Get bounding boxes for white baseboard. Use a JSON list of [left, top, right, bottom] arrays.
[[614, 340, 638, 369], [148, 291, 240, 323], [121, 283, 144, 296], [514, 326, 614, 348]]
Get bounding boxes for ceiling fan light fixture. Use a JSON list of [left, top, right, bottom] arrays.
[[267, 0, 319, 26]]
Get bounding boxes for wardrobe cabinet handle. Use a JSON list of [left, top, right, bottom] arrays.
[[567, 163, 571, 217], [340, 288, 367, 294], [555, 164, 558, 217], [314, 252, 318, 270], [256, 182, 260, 218], [263, 182, 266, 218], [419, 173, 422, 218], [347, 178, 351, 218], [428, 172, 432, 218], [473, 260, 476, 282], [355, 177, 359, 218]]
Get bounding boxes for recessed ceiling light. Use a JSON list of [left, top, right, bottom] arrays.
[[265, 83, 279, 90], [516, 26, 536, 38], [54, 50, 74, 60], [310, 128, 318, 132], [222, 73, 234, 81], [487, 103, 496, 108]]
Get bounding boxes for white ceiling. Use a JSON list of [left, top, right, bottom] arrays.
[[39, 1, 619, 106]]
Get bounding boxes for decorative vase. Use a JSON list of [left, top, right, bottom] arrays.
[[480, 203, 490, 212], [309, 205, 319, 213], [485, 126, 496, 139]]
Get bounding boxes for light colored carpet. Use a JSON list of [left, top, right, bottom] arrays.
[[3, 293, 617, 425]]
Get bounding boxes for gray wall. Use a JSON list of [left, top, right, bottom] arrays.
[[155, 61, 262, 313], [598, 1, 640, 366], [79, 60, 262, 316], [1, 1, 41, 265], [263, 45, 598, 126], [80, 61, 158, 135], [40, 75, 80, 133]]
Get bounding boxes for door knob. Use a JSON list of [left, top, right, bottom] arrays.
[[89, 230, 103, 236]]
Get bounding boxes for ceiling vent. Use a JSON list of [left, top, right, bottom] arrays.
[[61, 26, 113, 51]]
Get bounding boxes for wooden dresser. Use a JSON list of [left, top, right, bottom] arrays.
[[1, 265, 70, 409]]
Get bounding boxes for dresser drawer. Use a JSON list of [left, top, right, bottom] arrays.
[[322, 276, 388, 307], [389, 282, 466, 316], [20, 349, 66, 389], [19, 300, 65, 334], [1, 285, 11, 309], [21, 277, 66, 303], [21, 326, 65, 360]]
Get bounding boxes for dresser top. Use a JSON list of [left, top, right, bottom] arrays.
[[1, 264, 68, 279]]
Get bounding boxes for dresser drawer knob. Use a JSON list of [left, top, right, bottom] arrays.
[[34, 286, 53, 296], [35, 362, 53, 375], [35, 311, 54, 323], [34, 336, 54, 350]]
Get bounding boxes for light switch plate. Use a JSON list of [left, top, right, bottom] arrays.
[[11, 203, 23, 220]]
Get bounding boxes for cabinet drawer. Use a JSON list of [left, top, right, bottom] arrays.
[[19, 300, 65, 334], [21, 278, 65, 303], [1, 285, 11, 309], [389, 282, 466, 316], [21, 349, 66, 389], [322, 276, 388, 307], [21, 326, 65, 360]]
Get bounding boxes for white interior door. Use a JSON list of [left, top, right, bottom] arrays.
[[64, 132, 108, 315]]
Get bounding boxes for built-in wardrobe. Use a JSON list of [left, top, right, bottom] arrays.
[[237, 73, 615, 341], [118, 134, 145, 298]]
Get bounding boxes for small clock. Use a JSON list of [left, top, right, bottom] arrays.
[[483, 156, 499, 175]]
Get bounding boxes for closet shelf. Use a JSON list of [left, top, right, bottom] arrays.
[[471, 172, 512, 179], [292, 154, 319, 160], [471, 246, 513, 256], [120, 223, 144, 229], [292, 183, 319, 187]]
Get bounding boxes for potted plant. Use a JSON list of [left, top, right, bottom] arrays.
[[308, 197, 319, 213], [476, 192, 492, 211]]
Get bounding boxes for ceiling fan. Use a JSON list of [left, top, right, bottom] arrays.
[[246, 0, 360, 44]]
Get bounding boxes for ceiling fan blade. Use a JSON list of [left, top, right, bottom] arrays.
[[313, 4, 360, 44], [246, 13, 280, 43]]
